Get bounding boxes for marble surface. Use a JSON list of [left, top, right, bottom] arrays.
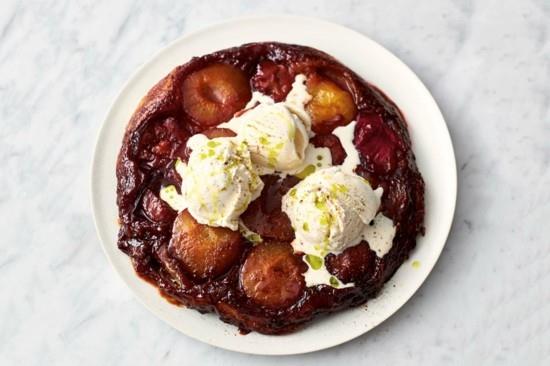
[[1, 0, 548, 364]]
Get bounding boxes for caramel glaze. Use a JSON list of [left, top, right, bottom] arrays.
[[116, 42, 424, 334]]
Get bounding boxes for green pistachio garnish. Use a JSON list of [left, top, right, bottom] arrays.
[[305, 254, 323, 270], [294, 164, 316, 179], [259, 135, 269, 145]]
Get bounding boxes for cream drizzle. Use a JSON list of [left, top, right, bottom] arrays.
[[333, 121, 360, 173], [363, 213, 396, 257], [303, 256, 354, 288]]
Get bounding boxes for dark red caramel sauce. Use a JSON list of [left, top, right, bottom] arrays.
[[116, 42, 424, 334]]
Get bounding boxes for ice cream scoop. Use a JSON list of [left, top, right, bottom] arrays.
[[282, 166, 383, 258], [160, 134, 263, 230], [219, 75, 312, 173], [281, 166, 397, 288]]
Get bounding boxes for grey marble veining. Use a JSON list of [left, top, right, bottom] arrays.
[[0, 0, 548, 364]]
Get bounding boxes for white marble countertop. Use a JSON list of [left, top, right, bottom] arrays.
[[1, 0, 548, 364]]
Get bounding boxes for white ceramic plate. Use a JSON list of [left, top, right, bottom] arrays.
[[91, 15, 456, 355]]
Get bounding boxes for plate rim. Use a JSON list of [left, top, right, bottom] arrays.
[[90, 14, 457, 355]]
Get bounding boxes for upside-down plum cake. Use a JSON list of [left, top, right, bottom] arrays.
[[116, 42, 424, 334]]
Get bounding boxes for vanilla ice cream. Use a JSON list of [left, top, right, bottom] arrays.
[[282, 166, 383, 257], [160, 134, 263, 230], [219, 75, 312, 173]]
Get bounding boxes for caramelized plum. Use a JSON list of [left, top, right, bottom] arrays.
[[241, 201, 294, 242], [240, 175, 298, 241], [310, 134, 347, 165], [325, 242, 376, 284], [201, 127, 237, 139], [182, 64, 251, 127], [141, 189, 176, 223], [240, 241, 305, 309], [354, 113, 402, 174], [306, 74, 357, 134], [136, 117, 188, 168], [251, 61, 293, 102], [168, 210, 244, 280]]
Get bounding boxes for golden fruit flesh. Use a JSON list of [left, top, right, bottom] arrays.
[[306, 75, 357, 134]]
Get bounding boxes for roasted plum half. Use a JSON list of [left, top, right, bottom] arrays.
[[169, 210, 244, 280], [325, 242, 377, 284], [240, 175, 298, 242], [306, 73, 357, 134], [240, 241, 306, 309], [182, 63, 251, 127], [251, 61, 294, 102]]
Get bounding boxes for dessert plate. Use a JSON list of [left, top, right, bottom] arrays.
[[91, 15, 456, 355]]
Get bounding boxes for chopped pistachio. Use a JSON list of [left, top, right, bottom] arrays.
[[206, 140, 221, 148], [295, 164, 316, 179], [305, 254, 323, 270]]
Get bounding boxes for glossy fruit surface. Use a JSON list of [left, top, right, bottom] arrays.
[[182, 63, 251, 126]]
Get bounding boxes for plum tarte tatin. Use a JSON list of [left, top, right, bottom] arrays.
[[116, 42, 424, 334]]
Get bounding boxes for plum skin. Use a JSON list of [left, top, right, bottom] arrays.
[[182, 63, 251, 127], [240, 241, 305, 309], [168, 210, 244, 280]]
